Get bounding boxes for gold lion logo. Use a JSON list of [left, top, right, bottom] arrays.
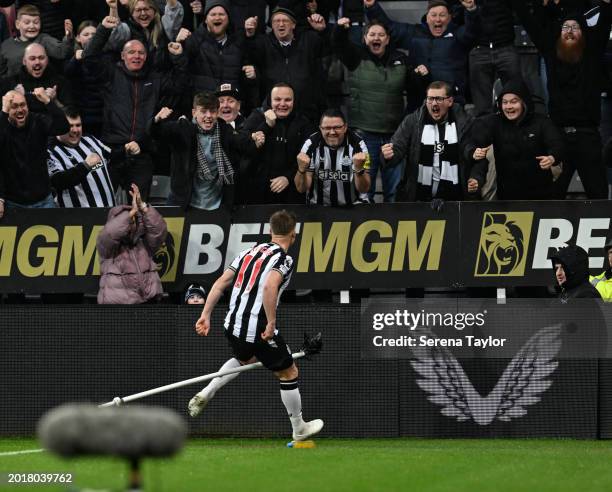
[[154, 234, 175, 279], [474, 212, 533, 277], [153, 217, 184, 282]]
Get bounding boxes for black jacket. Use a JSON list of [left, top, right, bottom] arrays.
[[385, 104, 475, 202], [245, 28, 331, 121], [475, 0, 516, 46], [151, 117, 257, 210], [513, 0, 612, 127], [63, 53, 108, 131], [243, 108, 315, 204], [184, 24, 254, 99], [550, 245, 602, 300], [465, 80, 565, 200], [228, 0, 269, 35], [85, 24, 187, 150], [0, 102, 69, 204], [0, 65, 74, 114]]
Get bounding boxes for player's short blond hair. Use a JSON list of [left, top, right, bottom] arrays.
[[270, 210, 296, 236]]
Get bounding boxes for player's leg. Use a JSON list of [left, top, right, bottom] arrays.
[[188, 336, 256, 417], [258, 335, 324, 440], [275, 363, 324, 441]]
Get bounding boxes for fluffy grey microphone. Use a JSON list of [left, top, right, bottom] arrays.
[[37, 404, 187, 458]]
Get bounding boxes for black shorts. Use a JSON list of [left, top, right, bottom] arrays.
[[224, 331, 294, 372]]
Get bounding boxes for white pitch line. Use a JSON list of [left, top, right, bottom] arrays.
[[0, 448, 44, 457]]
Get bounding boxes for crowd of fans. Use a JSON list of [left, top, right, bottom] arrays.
[[0, 0, 611, 302]]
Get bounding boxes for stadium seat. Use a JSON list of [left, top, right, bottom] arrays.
[[149, 175, 171, 206]]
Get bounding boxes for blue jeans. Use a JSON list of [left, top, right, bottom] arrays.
[[360, 130, 401, 203], [5, 194, 57, 209]]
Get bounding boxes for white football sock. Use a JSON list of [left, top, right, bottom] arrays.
[[199, 358, 241, 399], [280, 378, 303, 428]]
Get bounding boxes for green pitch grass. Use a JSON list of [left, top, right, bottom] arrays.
[[1, 437, 612, 491]]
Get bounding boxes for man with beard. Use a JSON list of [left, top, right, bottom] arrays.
[[0, 43, 74, 113], [513, 0, 611, 199], [380, 81, 477, 203], [96, 183, 168, 304], [294, 108, 371, 206], [0, 88, 69, 218]]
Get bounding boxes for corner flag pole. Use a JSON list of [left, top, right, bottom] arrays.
[[99, 351, 306, 408], [98, 332, 322, 408]]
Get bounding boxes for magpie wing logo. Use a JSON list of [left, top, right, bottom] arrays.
[[410, 326, 562, 425]]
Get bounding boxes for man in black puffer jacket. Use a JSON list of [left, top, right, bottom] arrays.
[[550, 245, 602, 301], [83, 15, 187, 200], [465, 79, 564, 200]]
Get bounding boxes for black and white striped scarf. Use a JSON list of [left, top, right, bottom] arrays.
[[195, 121, 234, 185], [418, 114, 459, 193]]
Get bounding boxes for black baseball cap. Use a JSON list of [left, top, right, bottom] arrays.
[[216, 83, 241, 101]]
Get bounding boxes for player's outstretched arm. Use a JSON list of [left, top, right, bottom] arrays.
[[195, 268, 235, 336]]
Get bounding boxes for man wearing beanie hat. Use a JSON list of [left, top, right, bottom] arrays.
[[177, 0, 257, 108], [365, 0, 479, 109], [243, 5, 330, 121], [513, 0, 612, 200]]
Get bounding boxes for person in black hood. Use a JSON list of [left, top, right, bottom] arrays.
[[550, 244, 601, 301], [465, 79, 565, 200], [512, 0, 611, 199]]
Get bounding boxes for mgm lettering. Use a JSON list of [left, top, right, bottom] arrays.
[[0, 202, 610, 292]]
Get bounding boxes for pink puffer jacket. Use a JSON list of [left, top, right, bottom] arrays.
[[96, 205, 168, 304]]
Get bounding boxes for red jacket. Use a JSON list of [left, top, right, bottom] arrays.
[[96, 205, 168, 304]]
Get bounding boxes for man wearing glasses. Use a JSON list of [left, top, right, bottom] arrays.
[[294, 108, 371, 206], [512, 0, 612, 199], [380, 81, 476, 203]]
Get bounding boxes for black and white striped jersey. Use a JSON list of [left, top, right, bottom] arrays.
[[300, 130, 370, 207], [47, 135, 115, 208], [224, 242, 294, 343]]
